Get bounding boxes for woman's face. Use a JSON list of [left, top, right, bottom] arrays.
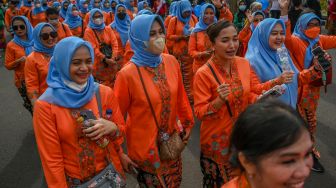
[[93, 0, 100, 8], [269, 23, 285, 50], [213, 26, 239, 60], [182, 10, 191, 18], [306, 18, 320, 29], [203, 7, 215, 25], [149, 21, 165, 41], [111, 1, 117, 8], [249, 131, 313, 188], [69, 46, 93, 85], [143, 2, 148, 9], [12, 19, 27, 38], [40, 26, 58, 48], [117, 6, 126, 13]]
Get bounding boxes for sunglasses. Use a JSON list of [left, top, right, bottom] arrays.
[[40, 31, 58, 40], [12, 25, 25, 31]]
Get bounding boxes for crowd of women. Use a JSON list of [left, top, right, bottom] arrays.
[[2, 0, 335, 187]]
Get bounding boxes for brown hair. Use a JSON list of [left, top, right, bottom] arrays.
[[206, 20, 236, 43]]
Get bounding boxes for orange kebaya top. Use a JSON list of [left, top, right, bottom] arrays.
[[5, 8, 21, 31], [27, 11, 46, 27], [5, 41, 27, 88]]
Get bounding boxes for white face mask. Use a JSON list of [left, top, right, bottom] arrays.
[[63, 79, 88, 92], [49, 19, 59, 25], [146, 37, 165, 55], [94, 18, 103, 25]]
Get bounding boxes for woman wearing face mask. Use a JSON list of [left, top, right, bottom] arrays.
[[34, 37, 128, 188], [108, 4, 131, 64], [167, 0, 198, 105], [26, 0, 46, 27], [188, 3, 217, 75], [222, 100, 313, 188], [78, 0, 89, 18], [84, 9, 120, 88], [5, 0, 21, 33], [65, 4, 87, 38], [20, 0, 33, 16], [114, 14, 194, 187], [46, 7, 73, 42], [24, 23, 58, 107], [233, 0, 247, 32], [193, 20, 290, 187], [237, 10, 264, 57], [59, 1, 70, 22], [84, 0, 102, 24], [284, 9, 336, 172], [5, 16, 34, 115]]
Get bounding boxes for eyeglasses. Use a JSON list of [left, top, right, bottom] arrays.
[[40, 31, 58, 40], [12, 25, 25, 31]]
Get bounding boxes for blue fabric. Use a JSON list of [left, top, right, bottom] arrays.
[[245, 18, 299, 108], [88, 9, 106, 30], [110, 0, 117, 13], [52, 2, 61, 9], [125, 0, 134, 12], [79, 0, 89, 13], [129, 14, 164, 67], [250, 11, 265, 32], [42, 0, 48, 10], [60, 1, 69, 19], [137, 9, 152, 16], [32, 23, 56, 56], [39, 37, 98, 108], [137, 1, 146, 12], [110, 4, 130, 47], [293, 13, 321, 69], [32, 1, 45, 15], [176, 0, 192, 35], [102, 0, 112, 12], [12, 16, 34, 56], [23, 0, 32, 7], [192, 3, 216, 33], [169, 1, 177, 16], [64, 4, 83, 29], [90, 0, 102, 9]]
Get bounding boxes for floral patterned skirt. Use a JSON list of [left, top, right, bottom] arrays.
[[17, 81, 33, 115]]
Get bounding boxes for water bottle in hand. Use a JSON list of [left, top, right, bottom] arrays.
[[277, 47, 292, 72]]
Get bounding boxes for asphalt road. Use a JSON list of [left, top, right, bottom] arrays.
[[0, 49, 335, 187]]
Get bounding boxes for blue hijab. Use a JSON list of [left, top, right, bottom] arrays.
[[39, 37, 97, 108], [64, 4, 83, 29], [293, 13, 321, 69], [60, 1, 70, 19], [102, 0, 112, 12], [245, 18, 299, 108], [176, 0, 192, 35], [137, 1, 146, 12], [42, 0, 48, 10], [169, 1, 177, 16], [52, 1, 61, 9], [137, 9, 152, 16], [78, 0, 89, 13], [12, 16, 34, 56], [33, 23, 56, 56], [250, 10, 265, 32], [32, 0, 45, 15], [23, 0, 32, 7], [125, 0, 134, 12], [111, 4, 130, 47], [192, 3, 217, 33], [88, 9, 106, 30], [90, 0, 102, 9], [110, 0, 117, 13], [130, 14, 164, 67]]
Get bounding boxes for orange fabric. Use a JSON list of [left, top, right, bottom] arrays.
[[193, 57, 276, 165], [79, 12, 87, 19], [27, 11, 46, 27], [24, 51, 51, 101], [108, 27, 125, 56], [83, 27, 119, 87], [33, 84, 125, 188], [84, 12, 90, 25], [5, 8, 21, 31], [126, 9, 134, 20], [188, 31, 213, 74], [164, 15, 173, 30], [104, 11, 114, 25], [4, 41, 26, 88], [69, 20, 87, 37], [20, 6, 32, 17], [56, 22, 73, 42], [237, 24, 252, 57], [114, 54, 194, 174], [221, 174, 250, 188], [219, 6, 233, 22]]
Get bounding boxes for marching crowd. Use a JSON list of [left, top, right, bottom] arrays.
[[1, 0, 335, 187]]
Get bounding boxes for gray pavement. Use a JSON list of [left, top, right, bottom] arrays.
[[0, 49, 335, 187]]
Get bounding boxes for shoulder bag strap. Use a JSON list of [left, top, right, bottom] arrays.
[[206, 63, 233, 117], [81, 19, 84, 37], [95, 85, 103, 118], [92, 29, 102, 44], [136, 66, 160, 129], [61, 23, 66, 34]]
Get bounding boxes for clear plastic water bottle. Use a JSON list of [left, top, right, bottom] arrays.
[[277, 47, 292, 72]]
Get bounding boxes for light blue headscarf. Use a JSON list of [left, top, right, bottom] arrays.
[[88, 9, 106, 30], [78, 0, 89, 13], [64, 4, 83, 29], [137, 1, 147, 12], [169, 1, 177, 16], [245, 18, 299, 108], [129, 14, 165, 67], [137, 9, 152, 16], [12, 16, 34, 56], [32, 0, 45, 15], [293, 13, 321, 69], [23, 0, 33, 7], [60, 1, 70, 19], [125, 0, 134, 12], [110, 4, 130, 47], [52, 1, 61, 9], [176, 0, 192, 35], [39, 37, 98, 108], [41, 0, 48, 10], [90, 0, 102, 9], [102, 0, 112, 12], [110, 0, 117, 13], [33, 23, 56, 56], [192, 3, 217, 33], [250, 10, 265, 32]]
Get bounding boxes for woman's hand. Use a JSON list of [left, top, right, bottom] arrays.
[[217, 83, 230, 101], [119, 152, 139, 174], [83, 118, 118, 140], [15, 56, 26, 65], [277, 71, 294, 84], [279, 0, 290, 15]]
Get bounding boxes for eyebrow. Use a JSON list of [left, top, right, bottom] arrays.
[[279, 146, 313, 157]]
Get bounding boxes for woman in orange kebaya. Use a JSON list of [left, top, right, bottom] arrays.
[[78, 0, 89, 18], [20, 0, 33, 16], [114, 14, 194, 187], [5, 16, 34, 115], [5, 0, 21, 33], [84, 8, 120, 88], [46, 7, 73, 42], [34, 37, 128, 187], [193, 20, 293, 187], [24, 23, 58, 106], [237, 10, 264, 57], [59, 0, 70, 22], [167, 0, 197, 104], [222, 100, 313, 188], [64, 4, 86, 38], [125, 0, 135, 19], [27, 0, 46, 27], [188, 3, 217, 75], [164, 1, 177, 30]]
